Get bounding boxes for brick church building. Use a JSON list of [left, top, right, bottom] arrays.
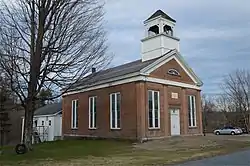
[[62, 10, 203, 141]]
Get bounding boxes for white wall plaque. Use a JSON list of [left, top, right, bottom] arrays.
[[171, 92, 178, 99]]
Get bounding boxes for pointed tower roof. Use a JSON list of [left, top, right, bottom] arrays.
[[145, 10, 176, 23]]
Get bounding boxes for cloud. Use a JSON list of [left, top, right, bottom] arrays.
[[104, 0, 250, 95]]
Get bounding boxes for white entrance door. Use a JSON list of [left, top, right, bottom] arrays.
[[170, 108, 180, 136]]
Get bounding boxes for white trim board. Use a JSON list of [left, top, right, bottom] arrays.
[[146, 77, 200, 90], [63, 76, 200, 96]]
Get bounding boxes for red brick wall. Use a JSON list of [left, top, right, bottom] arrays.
[[62, 82, 138, 139], [62, 82, 202, 140], [136, 82, 202, 139]]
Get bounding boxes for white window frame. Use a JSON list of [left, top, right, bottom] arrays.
[[188, 95, 197, 127], [148, 90, 160, 129], [89, 96, 97, 129], [71, 100, 78, 129], [110, 92, 121, 129]]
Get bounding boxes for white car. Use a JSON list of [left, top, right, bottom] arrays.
[[214, 126, 243, 135]]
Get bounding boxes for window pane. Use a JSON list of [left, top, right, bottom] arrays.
[[94, 97, 97, 128], [154, 109, 158, 126], [148, 91, 152, 101], [117, 94, 121, 128], [112, 94, 116, 111], [149, 112, 153, 128], [112, 109, 116, 128], [90, 98, 93, 127], [117, 93, 121, 111], [72, 101, 75, 128], [110, 94, 116, 128], [154, 92, 159, 128], [148, 91, 153, 128], [188, 96, 192, 127], [191, 96, 196, 126], [154, 91, 158, 110], [76, 100, 78, 128], [155, 118, 159, 128], [148, 91, 153, 110], [112, 118, 116, 128]]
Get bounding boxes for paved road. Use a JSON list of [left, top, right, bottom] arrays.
[[175, 149, 250, 166]]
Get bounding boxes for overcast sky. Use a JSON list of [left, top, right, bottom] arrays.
[[104, 0, 250, 95]]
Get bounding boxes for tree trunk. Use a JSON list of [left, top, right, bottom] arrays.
[[247, 112, 250, 133], [23, 99, 35, 151]]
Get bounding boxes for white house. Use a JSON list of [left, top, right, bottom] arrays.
[[21, 102, 62, 143]]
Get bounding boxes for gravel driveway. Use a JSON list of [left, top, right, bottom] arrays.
[[175, 149, 250, 166]]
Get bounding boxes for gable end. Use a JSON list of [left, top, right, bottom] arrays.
[[140, 50, 203, 86]]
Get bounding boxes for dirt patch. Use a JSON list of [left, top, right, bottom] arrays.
[[134, 134, 250, 151]]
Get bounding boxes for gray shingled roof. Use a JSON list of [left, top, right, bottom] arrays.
[[145, 10, 176, 23], [67, 49, 204, 92], [69, 57, 160, 91], [34, 102, 62, 116]]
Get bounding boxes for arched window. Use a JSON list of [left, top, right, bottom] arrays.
[[168, 68, 180, 76], [164, 25, 173, 36], [148, 25, 159, 36]]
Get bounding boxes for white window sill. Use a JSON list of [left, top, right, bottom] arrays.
[[110, 128, 121, 130], [89, 127, 97, 130], [189, 126, 197, 128], [71, 127, 78, 130], [148, 127, 161, 130]]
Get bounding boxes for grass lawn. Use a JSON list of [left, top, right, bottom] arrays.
[[1, 135, 250, 166]]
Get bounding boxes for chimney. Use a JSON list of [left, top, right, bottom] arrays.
[[92, 67, 96, 73]]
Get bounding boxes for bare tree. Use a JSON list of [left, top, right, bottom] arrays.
[[215, 94, 233, 112], [202, 94, 217, 113], [222, 69, 250, 131], [201, 94, 217, 132], [0, 0, 111, 150]]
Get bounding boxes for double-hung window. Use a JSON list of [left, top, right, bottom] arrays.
[[89, 96, 97, 129], [71, 100, 78, 129], [110, 92, 121, 129], [188, 95, 196, 127], [148, 90, 160, 129]]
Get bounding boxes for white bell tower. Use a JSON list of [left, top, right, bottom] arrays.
[[141, 10, 180, 62]]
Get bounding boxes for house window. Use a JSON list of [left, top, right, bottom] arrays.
[[148, 90, 160, 129], [188, 95, 196, 127], [49, 120, 51, 126], [42, 121, 44, 126], [89, 96, 97, 129], [71, 100, 78, 129], [110, 92, 121, 129]]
